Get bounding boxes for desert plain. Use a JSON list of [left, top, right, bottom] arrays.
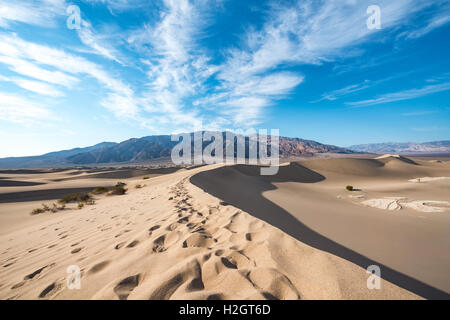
[[0, 155, 449, 300]]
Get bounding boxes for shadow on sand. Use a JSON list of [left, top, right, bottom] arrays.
[[190, 163, 449, 299], [0, 187, 99, 203]]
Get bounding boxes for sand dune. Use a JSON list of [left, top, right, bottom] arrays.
[[191, 157, 450, 299], [0, 156, 449, 300]]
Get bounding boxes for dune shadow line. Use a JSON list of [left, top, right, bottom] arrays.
[[190, 163, 449, 300]]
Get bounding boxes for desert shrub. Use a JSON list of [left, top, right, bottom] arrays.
[[91, 186, 109, 194], [85, 199, 96, 205], [78, 202, 85, 209], [51, 203, 58, 213], [143, 176, 150, 180], [115, 182, 126, 187], [30, 207, 45, 215], [59, 192, 91, 204], [135, 184, 143, 189], [109, 185, 127, 195], [346, 185, 354, 191], [41, 203, 51, 212]]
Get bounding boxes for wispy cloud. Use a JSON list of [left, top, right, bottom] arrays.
[[0, 91, 54, 124], [0, 56, 78, 87], [2, 0, 449, 130], [401, 110, 436, 117], [196, 0, 442, 124], [312, 81, 371, 102], [0, 75, 64, 97], [76, 19, 126, 64], [127, 0, 216, 130], [401, 1, 450, 39], [0, 33, 137, 119], [348, 82, 450, 107], [0, 0, 66, 28]]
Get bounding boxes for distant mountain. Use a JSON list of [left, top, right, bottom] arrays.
[[349, 141, 450, 154], [0, 142, 117, 169], [0, 132, 354, 169]]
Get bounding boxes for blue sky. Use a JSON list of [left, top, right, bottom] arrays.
[[0, 0, 449, 157]]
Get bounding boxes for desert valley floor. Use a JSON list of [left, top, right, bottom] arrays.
[[0, 155, 449, 300]]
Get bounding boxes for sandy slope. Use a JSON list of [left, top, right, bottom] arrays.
[[190, 158, 450, 299], [0, 156, 448, 300], [0, 162, 421, 300]]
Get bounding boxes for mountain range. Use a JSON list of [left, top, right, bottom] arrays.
[[0, 132, 353, 169], [349, 141, 450, 154]]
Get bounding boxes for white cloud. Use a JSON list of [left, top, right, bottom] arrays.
[[0, 33, 137, 119], [2, 0, 449, 129], [0, 76, 64, 97], [0, 91, 54, 124], [0, 0, 66, 28], [312, 82, 371, 102], [195, 0, 441, 125], [348, 82, 450, 107], [402, 1, 450, 39], [127, 0, 215, 130], [0, 56, 78, 87], [76, 19, 126, 64]]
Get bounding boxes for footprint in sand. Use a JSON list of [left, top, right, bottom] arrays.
[[89, 261, 111, 274], [126, 240, 139, 248], [3, 260, 16, 268], [148, 225, 160, 235], [247, 268, 301, 300], [115, 242, 125, 250], [39, 281, 62, 299], [152, 235, 167, 253], [71, 247, 82, 254], [24, 264, 55, 280], [113, 274, 141, 300], [183, 233, 214, 248]]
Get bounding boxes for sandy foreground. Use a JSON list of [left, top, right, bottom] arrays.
[[0, 156, 449, 300]]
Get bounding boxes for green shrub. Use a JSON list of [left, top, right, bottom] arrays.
[[51, 203, 58, 213], [78, 202, 85, 209], [135, 184, 143, 189], [109, 185, 127, 195], [91, 186, 109, 194], [143, 176, 150, 180], [346, 185, 354, 191], [31, 202, 66, 215], [115, 182, 126, 187], [59, 192, 91, 204], [30, 207, 45, 215]]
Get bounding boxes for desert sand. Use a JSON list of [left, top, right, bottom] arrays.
[[0, 156, 449, 300]]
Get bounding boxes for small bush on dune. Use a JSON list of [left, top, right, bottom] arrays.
[[135, 184, 143, 189], [91, 187, 109, 194], [346, 185, 354, 191], [143, 176, 150, 180], [59, 192, 91, 204], [115, 182, 126, 187], [109, 185, 127, 195], [51, 203, 58, 213], [31, 202, 66, 215], [78, 202, 85, 210], [30, 207, 45, 215], [85, 199, 96, 205]]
